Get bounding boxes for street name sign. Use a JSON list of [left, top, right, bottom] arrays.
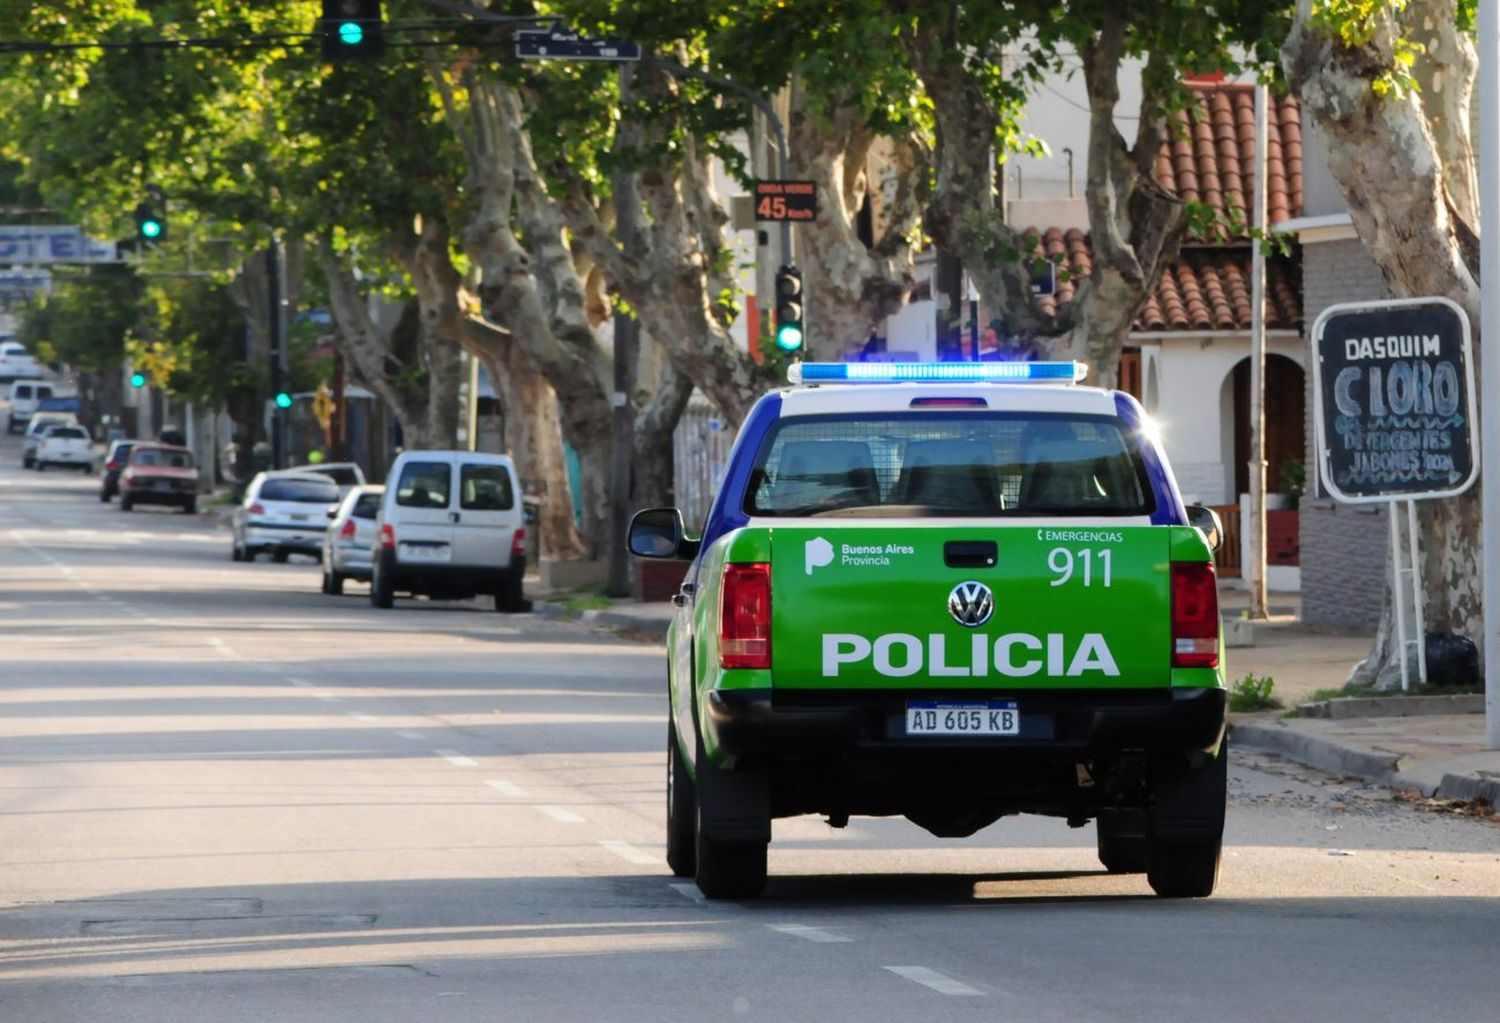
[[515, 29, 641, 61], [1310, 296, 1478, 503], [754, 180, 818, 222], [0, 225, 116, 264]]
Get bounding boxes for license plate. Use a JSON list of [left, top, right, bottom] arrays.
[[399, 543, 450, 562], [291, 514, 309, 522], [905, 700, 1019, 736]]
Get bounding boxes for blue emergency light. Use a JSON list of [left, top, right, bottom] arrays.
[[787, 361, 1087, 385]]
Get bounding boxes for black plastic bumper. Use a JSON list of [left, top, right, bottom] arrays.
[[705, 686, 1226, 761]]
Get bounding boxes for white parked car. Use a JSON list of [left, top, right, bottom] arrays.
[[21, 414, 79, 468], [0, 341, 42, 384], [35, 424, 93, 472], [321, 484, 384, 595], [369, 450, 528, 612], [231, 471, 342, 563]]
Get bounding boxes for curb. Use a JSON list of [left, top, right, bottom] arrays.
[[533, 600, 671, 641], [1231, 721, 1404, 783]]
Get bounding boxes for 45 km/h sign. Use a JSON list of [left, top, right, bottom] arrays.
[[1311, 296, 1478, 504]]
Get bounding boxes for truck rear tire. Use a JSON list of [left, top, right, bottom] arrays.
[[666, 722, 696, 878], [1096, 812, 1149, 874], [1146, 742, 1227, 898], [692, 754, 769, 900], [694, 827, 767, 900]]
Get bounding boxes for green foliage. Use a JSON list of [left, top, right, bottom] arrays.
[[17, 265, 142, 374], [1277, 458, 1305, 510], [1228, 674, 1282, 712]]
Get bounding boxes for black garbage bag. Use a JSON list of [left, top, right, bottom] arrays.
[[1424, 633, 1479, 689]]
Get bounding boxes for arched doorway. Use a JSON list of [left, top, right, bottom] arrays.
[[1231, 354, 1305, 498]]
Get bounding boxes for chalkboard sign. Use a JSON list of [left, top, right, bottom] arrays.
[[1311, 296, 1478, 503]]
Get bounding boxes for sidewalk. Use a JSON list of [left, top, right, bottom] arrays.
[[532, 588, 1498, 806]]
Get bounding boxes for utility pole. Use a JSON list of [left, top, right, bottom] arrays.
[[1247, 83, 1269, 619], [606, 313, 640, 598], [266, 236, 289, 470], [1479, 0, 1500, 747]]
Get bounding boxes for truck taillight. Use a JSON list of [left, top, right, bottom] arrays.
[[249, 503, 265, 516], [511, 528, 526, 558], [380, 523, 396, 549], [719, 563, 771, 670], [106, 461, 119, 472], [1171, 562, 1219, 669], [339, 519, 357, 540]]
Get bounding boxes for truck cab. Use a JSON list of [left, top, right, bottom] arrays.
[[631, 361, 1227, 900]]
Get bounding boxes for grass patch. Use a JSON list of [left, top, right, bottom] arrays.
[[562, 594, 614, 613], [1228, 673, 1282, 712]]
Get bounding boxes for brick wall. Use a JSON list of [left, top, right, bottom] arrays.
[[1299, 237, 1389, 630]]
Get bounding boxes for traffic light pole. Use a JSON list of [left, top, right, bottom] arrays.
[[267, 236, 289, 470]]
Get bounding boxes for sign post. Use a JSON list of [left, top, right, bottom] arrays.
[[1310, 296, 1479, 690]]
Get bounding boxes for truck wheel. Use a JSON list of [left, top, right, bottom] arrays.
[[692, 754, 769, 900], [694, 826, 767, 900], [1096, 812, 1149, 874], [370, 553, 395, 609], [1146, 743, 1228, 899], [322, 569, 344, 596], [493, 570, 531, 613], [666, 722, 696, 877]]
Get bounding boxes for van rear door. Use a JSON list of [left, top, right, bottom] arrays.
[[449, 461, 520, 569], [389, 458, 457, 565]]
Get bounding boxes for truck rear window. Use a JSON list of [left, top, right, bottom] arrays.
[[745, 413, 1152, 517]]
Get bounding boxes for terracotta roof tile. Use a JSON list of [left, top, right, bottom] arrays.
[[1024, 228, 1301, 332], [1155, 84, 1303, 240]]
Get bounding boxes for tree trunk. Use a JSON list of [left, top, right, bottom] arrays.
[[633, 360, 693, 508], [1283, 0, 1484, 681]]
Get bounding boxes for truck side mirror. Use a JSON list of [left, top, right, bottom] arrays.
[[1186, 504, 1224, 552], [629, 507, 700, 560]]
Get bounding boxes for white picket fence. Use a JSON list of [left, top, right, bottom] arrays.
[[672, 395, 734, 531]]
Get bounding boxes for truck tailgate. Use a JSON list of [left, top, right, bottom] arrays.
[[769, 525, 1172, 689]]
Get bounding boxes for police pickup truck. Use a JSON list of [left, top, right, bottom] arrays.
[[630, 361, 1228, 900]]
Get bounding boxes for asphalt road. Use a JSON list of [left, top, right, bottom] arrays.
[[2, 436, 1498, 1022]]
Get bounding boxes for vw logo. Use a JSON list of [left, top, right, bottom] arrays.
[[947, 581, 994, 628]]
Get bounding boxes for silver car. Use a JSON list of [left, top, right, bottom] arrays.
[[321, 484, 384, 594]]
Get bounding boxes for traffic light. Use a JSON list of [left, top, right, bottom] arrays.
[[775, 265, 804, 352], [130, 371, 147, 388], [320, 0, 384, 60], [134, 201, 165, 245], [275, 391, 294, 410]]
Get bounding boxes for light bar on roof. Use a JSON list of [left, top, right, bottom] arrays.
[[787, 361, 1087, 385]]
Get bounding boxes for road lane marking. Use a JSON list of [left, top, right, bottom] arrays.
[[435, 749, 477, 768], [768, 923, 852, 944], [313, 693, 339, 703], [599, 840, 658, 865], [668, 882, 704, 904], [346, 712, 378, 723], [397, 730, 425, 740], [484, 780, 527, 797], [883, 967, 983, 996], [537, 805, 585, 824]]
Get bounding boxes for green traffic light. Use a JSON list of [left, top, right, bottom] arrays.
[[140, 219, 162, 239], [338, 21, 364, 45], [775, 325, 804, 352], [130, 372, 146, 388], [275, 392, 293, 410]]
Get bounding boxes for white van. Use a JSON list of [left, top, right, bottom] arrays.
[[370, 450, 529, 612], [7, 380, 55, 433], [0, 341, 42, 384]]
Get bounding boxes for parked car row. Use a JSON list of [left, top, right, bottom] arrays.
[[227, 450, 530, 613]]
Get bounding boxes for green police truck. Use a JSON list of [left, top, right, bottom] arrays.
[[630, 362, 1228, 900]]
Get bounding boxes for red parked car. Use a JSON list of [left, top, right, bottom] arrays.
[[120, 444, 198, 514]]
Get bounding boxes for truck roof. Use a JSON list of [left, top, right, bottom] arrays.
[[776, 381, 1120, 418]]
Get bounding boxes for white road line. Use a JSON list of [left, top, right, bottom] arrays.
[[882, 967, 983, 997], [345, 712, 378, 723], [484, 780, 527, 797], [768, 923, 852, 944], [668, 882, 704, 904], [598, 840, 658, 865], [537, 805, 585, 824], [313, 693, 339, 703], [435, 749, 478, 768], [396, 730, 425, 740]]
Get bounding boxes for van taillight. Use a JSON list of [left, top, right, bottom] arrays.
[[1170, 562, 1219, 668], [380, 523, 396, 549], [511, 528, 526, 558], [339, 519, 357, 540], [720, 563, 771, 669]]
